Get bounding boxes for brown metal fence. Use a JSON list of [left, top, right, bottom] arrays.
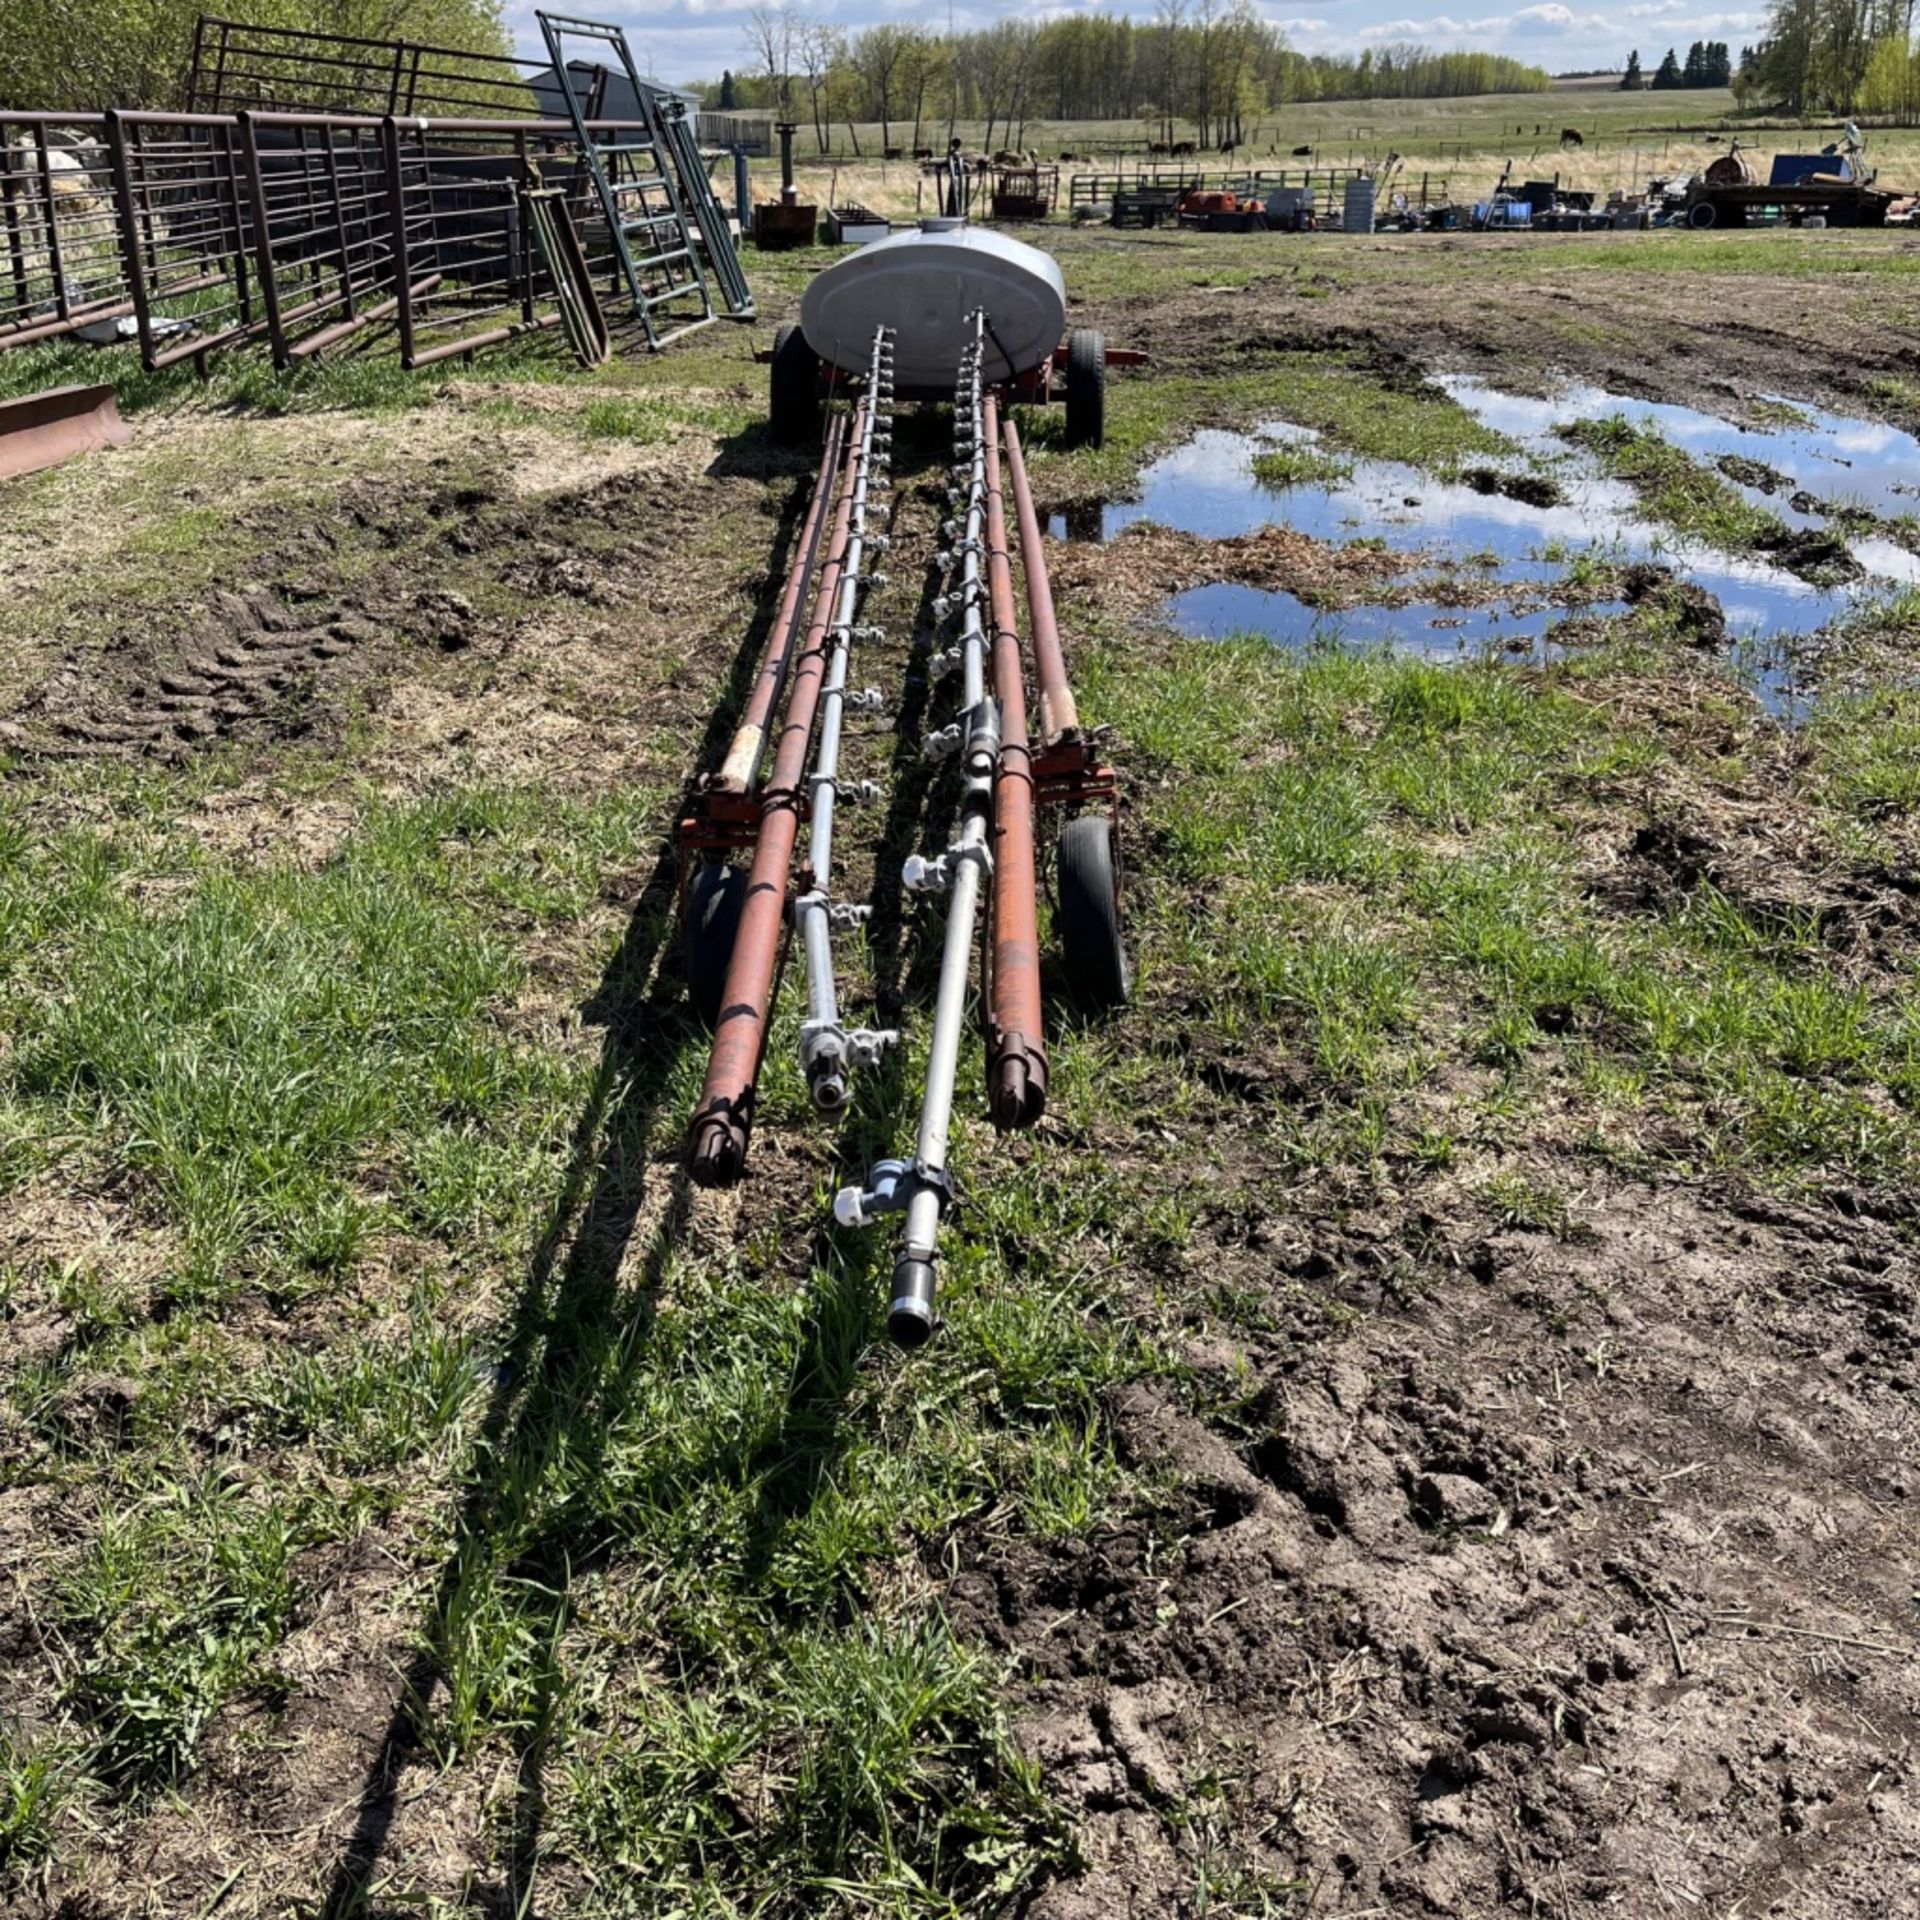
[[108, 112, 259, 370], [185, 14, 552, 120], [3, 105, 715, 375], [386, 117, 613, 368], [1, 115, 132, 350]]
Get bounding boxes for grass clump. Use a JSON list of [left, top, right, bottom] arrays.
[[1809, 682, 1920, 822], [1252, 438, 1351, 491], [1264, 355, 1514, 476], [0, 1724, 88, 1875], [56, 1475, 308, 1783], [555, 1620, 1071, 1910], [581, 396, 671, 443], [1561, 414, 1787, 552]]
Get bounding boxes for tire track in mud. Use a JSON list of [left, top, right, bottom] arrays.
[[0, 460, 723, 768], [0, 589, 388, 760]]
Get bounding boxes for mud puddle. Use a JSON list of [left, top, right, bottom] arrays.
[[1443, 377, 1920, 533], [1168, 582, 1629, 660], [1062, 386, 1917, 695]]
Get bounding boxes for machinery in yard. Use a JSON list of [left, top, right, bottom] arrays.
[[679, 218, 1131, 1345], [1683, 128, 1895, 229]]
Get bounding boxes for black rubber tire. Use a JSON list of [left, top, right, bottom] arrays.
[[1064, 327, 1106, 450], [686, 863, 746, 1029], [1056, 815, 1130, 1011], [770, 322, 821, 445], [1687, 200, 1718, 229]]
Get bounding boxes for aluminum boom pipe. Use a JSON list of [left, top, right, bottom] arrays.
[[714, 415, 846, 797], [1000, 418, 1081, 746], [795, 328, 898, 1114], [687, 406, 860, 1187], [982, 392, 1047, 1131], [835, 313, 997, 1347]]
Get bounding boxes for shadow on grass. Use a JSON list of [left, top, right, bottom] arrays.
[[314, 469, 814, 1920]]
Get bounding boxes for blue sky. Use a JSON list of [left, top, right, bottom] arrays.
[[502, 0, 1768, 94]]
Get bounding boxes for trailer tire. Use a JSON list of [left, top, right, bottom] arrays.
[[1065, 327, 1106, 450], [686, 863, 747, 1029], [1687, 199, 1718, 228], [1057, 815, 1130, 1010], [770, 323, 821, 445]]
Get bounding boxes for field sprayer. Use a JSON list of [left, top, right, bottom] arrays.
[[676, 218, 1135, 1344]]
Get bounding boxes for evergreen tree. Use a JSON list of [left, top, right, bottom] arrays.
[[1683, 40, 1707, 84], [1620, 48, 1643, 87], [1651, 46, 1684, 87], [718, 67, 737, 109]]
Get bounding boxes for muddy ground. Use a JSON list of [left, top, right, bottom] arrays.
[[2, 230, 1916, 1918], [1093, 231, 1920, 432]]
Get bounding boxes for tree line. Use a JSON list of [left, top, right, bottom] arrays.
[[0, 0, 510, 113], [717, 4, 1549, 156], [1738, 0, 1920, 115], [1619, 42, 1735, 88]]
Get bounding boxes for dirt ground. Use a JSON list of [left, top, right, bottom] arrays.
[[1095, 232, 1920, 430], [2, 230, 1917, 1918]]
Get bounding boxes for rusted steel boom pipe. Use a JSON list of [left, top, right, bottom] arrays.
[[1000, 417, 1081, 745], [687, 405, 864, 1188], [981, 392, 1047, 1131], [715, 413, 846, 796]]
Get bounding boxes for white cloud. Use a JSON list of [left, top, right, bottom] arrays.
[[1509, 3, 1609, 34], [1356, 14, 1472, 38], [1355, 3, 1615, 39]]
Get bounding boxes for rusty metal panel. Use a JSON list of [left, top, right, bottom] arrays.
[[0, 116, 130, 351], [0, 382, 132, 480]]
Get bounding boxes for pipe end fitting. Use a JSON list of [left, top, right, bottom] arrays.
[[989, 1051, 1047, 1133], [888, 1258, 937, 1348], [687, 1111, 749, 1188]]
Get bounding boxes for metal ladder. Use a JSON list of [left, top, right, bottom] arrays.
[[535, 11, 713, 349]]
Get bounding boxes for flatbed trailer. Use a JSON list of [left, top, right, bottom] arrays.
[[1685, 181, 1895, 228]]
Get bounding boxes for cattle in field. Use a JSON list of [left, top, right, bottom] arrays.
[[912, 145, 934, 160], [1219, 138, 1237, 155], [1560, 127, 1584, 148], [1291, 142, 1313, 157], [1148, 140, 1171, 156], [1170, 139, 1197, 157]]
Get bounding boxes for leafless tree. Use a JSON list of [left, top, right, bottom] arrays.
[[742, 1, 794, 115]]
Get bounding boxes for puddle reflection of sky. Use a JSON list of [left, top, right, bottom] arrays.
[[1052, 382, 1916, 694]]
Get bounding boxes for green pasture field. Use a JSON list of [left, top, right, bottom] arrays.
[[1, 221, 1916, 1918]]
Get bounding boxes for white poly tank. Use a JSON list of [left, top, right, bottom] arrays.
[[799, 220, 1068, 390]]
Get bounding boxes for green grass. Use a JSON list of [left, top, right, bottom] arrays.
[[1252, 439, 1352, 491], [57, 1473, 309, 1781], [1561, 414, 1788, 552], [1078, 632, 1920, 1189], [0, 757, 1160, 1900], [1022, 345, 1513, 504], [0, 790, 633, 1296], [1262, 355, 1514, 475], [5, 222, 1920, 1907], [0, 1724, 87, 1871]]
